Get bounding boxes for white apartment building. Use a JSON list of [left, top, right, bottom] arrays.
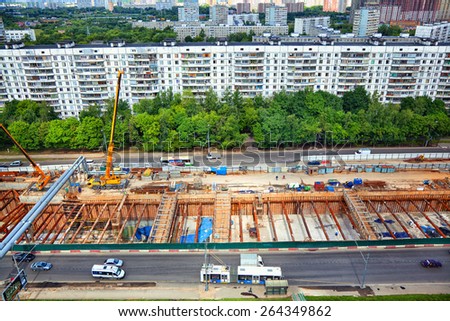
[[415, 21, 450, 42], [265, 5, 288, 26], [294, 17, 331, 35], [352, 7, 380, 37], [5, 29, 37, 42], [0, 38, 449, 118]]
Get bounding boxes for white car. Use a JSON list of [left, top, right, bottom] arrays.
[[103, 258, 123, 267]]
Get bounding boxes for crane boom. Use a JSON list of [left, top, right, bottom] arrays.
[[0, 124, 51, 190], [104, 70, 123, 180]]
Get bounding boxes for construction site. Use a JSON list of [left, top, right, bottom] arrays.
[[1, 162, 450, 246]]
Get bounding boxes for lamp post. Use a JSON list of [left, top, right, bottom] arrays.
[[207, 124, 211, 157], [361, 253, 370, 289]]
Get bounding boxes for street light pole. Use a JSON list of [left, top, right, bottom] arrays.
[[207, 125, 211, 157]]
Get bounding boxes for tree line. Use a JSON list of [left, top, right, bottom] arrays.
[[1, 87, 449, 152]]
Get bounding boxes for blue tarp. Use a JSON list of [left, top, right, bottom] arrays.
[[198, 217, 213, 243], [394, 232, 408, 238], [180, 234, 196, 243], [353, 178, 363, 185], [135, 226, 152, 241], [374, 219, 395, 224]]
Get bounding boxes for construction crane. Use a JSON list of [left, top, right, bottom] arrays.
[[87, 70, 128, 190], [0, 124, 51, 190]]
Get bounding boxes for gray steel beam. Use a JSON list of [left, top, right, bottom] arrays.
[[0, 156, 86, 258]]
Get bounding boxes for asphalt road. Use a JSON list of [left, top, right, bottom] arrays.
[[1, 248, 449, 287], [1, 146, 446, 167]]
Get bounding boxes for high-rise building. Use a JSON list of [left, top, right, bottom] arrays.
[[379, 0, 441, 26], [178, 0, 200, 22], [437, 0, 450, 21], [283, 0, 305, 13], [353, 7, 380, 36], [236, 2, 251, 14], [210, 5, 229, 25], [265, 5, 288, 26], [0, 17, 5, 44], [350, 0, 380, 23], [415, 21, 450, 41], [258, 3, 272, 14], [324, 0, 347, 13]]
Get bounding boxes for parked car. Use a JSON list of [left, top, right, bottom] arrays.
[[355, 148, 371, 155], [12, 252, 35, 263], [104, 258, 124, 267], [31, 261, 53, 271], [9, 160, 23, 167], [420, 259, 442, 268]]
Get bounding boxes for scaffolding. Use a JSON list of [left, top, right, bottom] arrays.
[[212, 192, 231, 243], [149, 192, 178, 243]]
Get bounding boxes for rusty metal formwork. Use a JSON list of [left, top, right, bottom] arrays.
[[1, 190, 449, 245]]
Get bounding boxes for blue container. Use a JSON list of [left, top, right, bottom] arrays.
[[357, 167, 363, 173], [353, 178, 363, 185], [216, 166, 227, 175], [326, 167, 334, 174], [318, 168, 326, 175], [325, 186, 335, 192], [374, 167, 382, 173], [365, 166, 373, 173]]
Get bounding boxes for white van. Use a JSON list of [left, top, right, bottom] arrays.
[[91, 264, 125, 279], [355, 148, 371, 155]]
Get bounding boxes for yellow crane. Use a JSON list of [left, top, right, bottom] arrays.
[[0, 124, 52, 190], [87, 70, 128, 190]]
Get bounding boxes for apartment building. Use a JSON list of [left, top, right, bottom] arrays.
[[415, 21, 450, 42], [210, 5, 229, 25], [5, 29, 37, 42], [0, 37, 449, 118], [265, 5, 288, 26], [294, 17, 331, 35], [353, 7, 380, 36], [178, 0, 200, 22]]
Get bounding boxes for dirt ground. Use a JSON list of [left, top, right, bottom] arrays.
[[125, 169, 450, 193]]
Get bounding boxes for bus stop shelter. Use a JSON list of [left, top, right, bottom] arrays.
[[265, 279, 289, 295]]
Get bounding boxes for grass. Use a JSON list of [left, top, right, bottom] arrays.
[[306, 294, 450, 301]]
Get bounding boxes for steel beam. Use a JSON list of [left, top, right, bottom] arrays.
[[406, 201, 447, 238], [383, 201, 415, 239], [83, 203, 108, 244], [296, 201, 312, 241], [194, 204, 202, 243], [266, 201, 278, 242], [281, 201, 295, 241], [252, 202, 261, 242], [131, 204, 147, 242], [115, 203, 135, 243], [424, 200, 450, 228], [310, 201, 329, 241], [366, 200, 396, 239], [326, 201, 346, 240]]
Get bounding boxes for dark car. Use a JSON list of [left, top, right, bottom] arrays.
[[12, 252, 36, 263], [31, 261, 53, 271], [420, 259, 442, 268]]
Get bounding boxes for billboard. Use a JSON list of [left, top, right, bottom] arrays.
[[2, 269, 27, 301]]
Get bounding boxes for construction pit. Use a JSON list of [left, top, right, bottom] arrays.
[[1, 166, 450, 245]]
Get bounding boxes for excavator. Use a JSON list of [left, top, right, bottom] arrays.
[[0, 124, 52, 190], [87, 70, 128, 190]]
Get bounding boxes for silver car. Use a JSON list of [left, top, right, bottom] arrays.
[[103, 258, 123, 267], [31, 261, 53, 271]]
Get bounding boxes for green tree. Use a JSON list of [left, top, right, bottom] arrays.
[[75, 117, 104, 150], [342, 86, 371, 113]]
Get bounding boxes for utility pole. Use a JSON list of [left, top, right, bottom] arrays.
[[207, 124, 211, 157], [361, 253, 370, 289], [204, 240, 209, 291]]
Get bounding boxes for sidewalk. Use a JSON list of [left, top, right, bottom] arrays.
[[18, 282, 450, 300]]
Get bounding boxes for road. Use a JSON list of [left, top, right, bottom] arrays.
[[1, 248, 449, 287], [0, 146, 446, 167]]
